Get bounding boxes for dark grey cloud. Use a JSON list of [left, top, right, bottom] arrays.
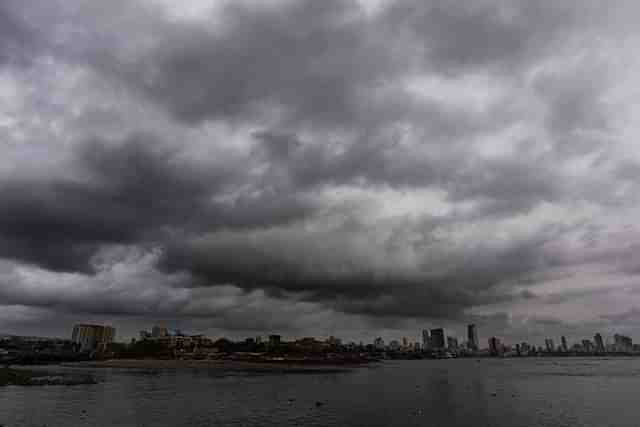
[[0, 133, 314, 272], [159, 216, 559, 320], [0, 0, 39, 65], [601, 308, 640, 325], [79, 0, 396, 127], [0, 0, 638, 340], [61, 0, 613, 128], [252, 128, 564, 220], [384, 1, 559, 71], [0, 134, 212, 271]]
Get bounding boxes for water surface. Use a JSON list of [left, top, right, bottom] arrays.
[[1, 358, 638, 426]]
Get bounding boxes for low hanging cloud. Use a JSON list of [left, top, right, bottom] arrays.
[[1, 0, 640, 341]]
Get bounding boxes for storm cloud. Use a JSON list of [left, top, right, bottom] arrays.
[[1, 0, 640, 343]]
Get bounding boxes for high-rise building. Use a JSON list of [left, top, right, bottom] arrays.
[[544, 338, 555, 352], [488, 337, 502, 356], [594, 333, 605, 353], [374, 337, 385, 350], [268, 334, 281, 347], [582, 339, 594, 352], [467, 324, 479, 351], [614, 334, 632, 352], [561, 336, 568, 352], [72, 324, 115, 352], [152, 325, 168, 338], [422, 329, 430, 350], [447, 336, 458, 350], [430, 328, 446, 349]]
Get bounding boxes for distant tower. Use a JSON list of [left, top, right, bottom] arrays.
[[447, 336, 458, 350], [545, 338, 555, 353], [72, 324, 115, 352], [422, 330, 430, 350], [152, 325, 168, 338], [613, 334, 632, 352], [430, 328, 445, 349], [268, 334, 281, 347], [374, 337, 385, 350], [467, 324, 479, 351], [488, 337, 502, 356], [561, 336, 568, 352], [594, 333, 605, 353]]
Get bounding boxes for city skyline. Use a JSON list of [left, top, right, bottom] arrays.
[[2, 1, 640, 342], [5, 318, 639, 349], [64, 321, 640, 356], [4, 318, 640, 369], [5, 321, 639, 354]]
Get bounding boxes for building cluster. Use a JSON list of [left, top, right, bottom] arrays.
[[0, 334, 78, 363], [138, 325, 213, 349], [61, 322, 640, 360], [484, 332, 639, 357], [371, 324, 480, 358], [0, 324, 116, 363], [372, 325, 640, 358], [3, 321, 640, 363], [132, 328, 364, 362]]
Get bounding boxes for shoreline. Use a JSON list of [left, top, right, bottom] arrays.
[[67, 359, 365, 373], [0, 367, 97, 386]]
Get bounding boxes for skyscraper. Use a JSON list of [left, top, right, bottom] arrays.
[[72, 324, 115, 352], [488, 337, 502, 356], [447, 336, 458, 350], [430, 328, 445, 349], [582, 339, 593, 352], [545, 338, 555, 352], [614, 334, 632, 352], [152, 325, 168, 338], [374, 337, 385, 350], [594, 333, 605, 353], [467, 324, 478, 351], [268, 334, 281, 347], [561, 336, 568, 352], [422, 329, 430, 350]]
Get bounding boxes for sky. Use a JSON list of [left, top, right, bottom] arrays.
[[1, 0, 640, 346]]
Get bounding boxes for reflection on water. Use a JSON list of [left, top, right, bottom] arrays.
[[2, 358, 640, 426]]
